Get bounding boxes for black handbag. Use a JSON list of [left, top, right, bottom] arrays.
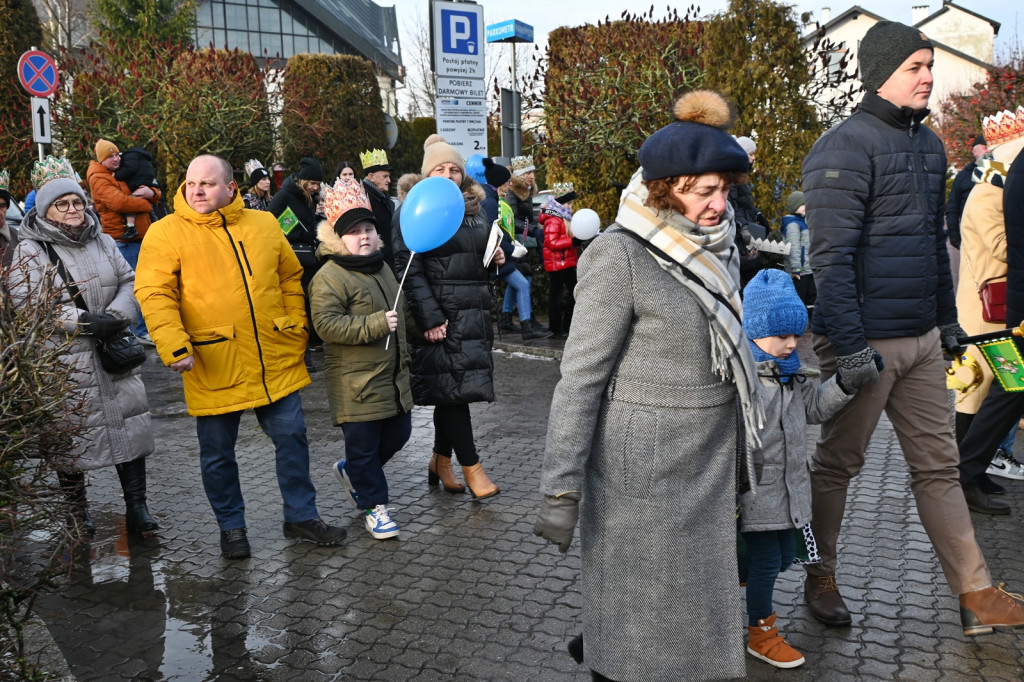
[[44, 243, 146, 374]]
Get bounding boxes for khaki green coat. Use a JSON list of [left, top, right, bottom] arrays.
[[309, 220, 414, 424]]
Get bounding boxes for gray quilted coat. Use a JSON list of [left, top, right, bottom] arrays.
[[739, 362, 852, 532], [11, 209, 153, 471], [540, 229, 747, 681]]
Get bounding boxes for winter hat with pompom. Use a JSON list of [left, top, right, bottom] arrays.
[[638, 90, 749, 180], [421, 134, 465, 177]]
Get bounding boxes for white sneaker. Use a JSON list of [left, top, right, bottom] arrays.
[[365, 505, 399, 540], [986, 449, 1024, 480]]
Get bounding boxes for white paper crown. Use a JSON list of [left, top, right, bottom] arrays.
[[750, 238, 791, 256], [31, 156, 77, 190], [323, 179, 372, 226], [511, 155, 535, 173], [983, 106, 1024, 148], [244, 159, 265, 177], [553, 182, 574, 196], [0, 169, 8, 193]]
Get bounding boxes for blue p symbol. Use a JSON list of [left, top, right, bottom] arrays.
[[442, 10, 478, 54]]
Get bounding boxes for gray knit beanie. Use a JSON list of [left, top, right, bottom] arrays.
[[36, 178, 87, 218], [859, 21, 934, 94]]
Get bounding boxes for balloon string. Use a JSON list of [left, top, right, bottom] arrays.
[[385, 252, 415, 351]]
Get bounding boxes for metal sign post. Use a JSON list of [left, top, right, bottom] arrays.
[[486, 20, 534, 158]]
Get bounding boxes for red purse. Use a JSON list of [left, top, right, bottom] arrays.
[[980, 280, 1007, 323]]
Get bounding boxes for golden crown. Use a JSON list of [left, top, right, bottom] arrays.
[[323, 179, 372, 227], [983, 106, 1024, 148], [359, 149, 389, 170], [244, 159, 265, 177], [511, 155, 535, 173], [0, 169, 8, 193], [553, 182, 574, 196], [31, 156, 77, 190]]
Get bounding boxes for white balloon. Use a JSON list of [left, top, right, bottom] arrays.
[[571, 208, 601, 240]]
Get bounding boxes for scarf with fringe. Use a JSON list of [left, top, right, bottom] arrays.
[[613, 169, 763, 453]]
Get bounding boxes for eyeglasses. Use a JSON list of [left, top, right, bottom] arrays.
[[52, 199, 86, 213]]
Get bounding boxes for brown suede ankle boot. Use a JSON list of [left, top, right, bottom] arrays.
[[428, 452, 465, 493], [746, 613, 805, 668], [960, 583, 1024, 636], [461, 463, 499, 499]]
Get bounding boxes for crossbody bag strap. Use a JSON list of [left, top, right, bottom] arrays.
[[42, 242, 89, 313], [611, 227, 741, 324]]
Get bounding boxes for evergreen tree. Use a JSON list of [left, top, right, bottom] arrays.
[[90, 0, 197, 51], [0, 0, 44, 197]]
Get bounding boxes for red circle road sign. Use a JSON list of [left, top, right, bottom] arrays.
[[17, 50, 60, 98]]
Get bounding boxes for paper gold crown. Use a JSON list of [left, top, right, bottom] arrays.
[[511, 155, 535, 172], [244, 159, 265, 177], [323, 179, 372, 226], [31, 156, 77, 190], [359, 149, 389, 170], [983, 106, 1024, 148], [553, 182, 574, 196], [0, 169, 9, 193]]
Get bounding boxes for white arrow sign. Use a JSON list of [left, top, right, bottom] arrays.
[[31, 96, 51, 144]]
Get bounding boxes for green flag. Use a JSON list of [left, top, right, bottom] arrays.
[[498, 199, 515, 239], [977, 337, 1024, 392], [277, 206, 301, 235]]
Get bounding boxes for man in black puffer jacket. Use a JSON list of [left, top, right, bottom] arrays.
[[802, 20, 1024, 637]]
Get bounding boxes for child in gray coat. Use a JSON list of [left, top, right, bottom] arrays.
[[739, 268, 856, 669]]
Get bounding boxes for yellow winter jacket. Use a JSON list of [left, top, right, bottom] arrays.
[[135, 185, 310, 416]]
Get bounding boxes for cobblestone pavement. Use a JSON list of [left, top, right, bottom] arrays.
[[31, 334, 1024, 681]]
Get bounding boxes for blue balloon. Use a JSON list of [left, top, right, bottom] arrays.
[[465, 154, 487, 185], [400, 176, 466, 253]]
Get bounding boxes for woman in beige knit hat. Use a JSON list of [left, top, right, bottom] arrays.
[[392, 135, 506, 499]]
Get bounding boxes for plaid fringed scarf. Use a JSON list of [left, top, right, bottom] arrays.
[[613, 169, 764, 454]]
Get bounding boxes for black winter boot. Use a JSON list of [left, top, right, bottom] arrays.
[[116, 459, 159, 534], [58, 470, 95, 538], [498, 312, 521, 332], [521, 318, 553, 341]]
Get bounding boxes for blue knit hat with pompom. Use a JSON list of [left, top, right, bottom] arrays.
[[742, 269, 808, 340]]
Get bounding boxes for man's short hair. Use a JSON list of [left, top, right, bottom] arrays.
[[193, 154, 234, 184]]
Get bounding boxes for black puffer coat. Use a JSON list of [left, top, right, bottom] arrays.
[[392, 174, 495, 405], [804, 92, 955, 356], [1006, 147, 1024, 329], [363, 178, 396, 269], [268, 177, 318, 258]]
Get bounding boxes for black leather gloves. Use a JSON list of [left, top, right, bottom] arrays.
[[78, 312, 129, 338], [939, 323, 967, 357], [836, 346, 884, 393], [534, 492, 581, 553]]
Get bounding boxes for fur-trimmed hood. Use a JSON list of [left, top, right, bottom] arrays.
[[395, 173, 486, 214], [509, 174, 535, 201]]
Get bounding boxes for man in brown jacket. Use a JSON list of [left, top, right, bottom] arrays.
[[87, 139, 160, 343]]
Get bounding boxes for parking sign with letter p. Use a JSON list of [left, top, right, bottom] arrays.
[[431, 0, 485, 79]]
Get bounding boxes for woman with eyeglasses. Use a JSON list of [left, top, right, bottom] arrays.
[[9, 156, 157, 538]]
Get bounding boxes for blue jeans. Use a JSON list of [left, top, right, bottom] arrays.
[[500, 269, 532, 320], [195, 391, 319, 530], [739, 529, 795, 625], [116, 240, 149, 338], [340, 411, 412, 509], [998, 424, 1017, 452]]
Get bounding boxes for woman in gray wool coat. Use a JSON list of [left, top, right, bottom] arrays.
[[534, 90, 764, 681], [10, 156, 156, 537]]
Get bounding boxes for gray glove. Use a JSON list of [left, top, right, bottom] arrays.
[[835, 345, 884, 392], [534, 493, 580, 553], [78, 312, 129, 338], [939, 323, 967, 357]]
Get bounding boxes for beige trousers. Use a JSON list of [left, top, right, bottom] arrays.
[[808, 328, 991, 595]]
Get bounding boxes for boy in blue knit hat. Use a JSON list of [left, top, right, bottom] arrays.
[[738, 268, 856, 668]]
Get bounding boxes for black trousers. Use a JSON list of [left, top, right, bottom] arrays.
[[958, 379, 1024, 487], [547, 267, 577, 334], [433, 404, 479, 466]]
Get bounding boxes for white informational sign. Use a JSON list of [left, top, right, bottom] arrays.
[[436, 96, 488, 157], [31, 96, 51, 144], [431, 1, 485, 80], [436, 76, 486, 100]]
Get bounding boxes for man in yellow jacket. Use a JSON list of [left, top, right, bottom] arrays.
[[135, 154, 345, 559]]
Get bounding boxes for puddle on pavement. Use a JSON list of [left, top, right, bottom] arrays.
[[35, 514, 276, 681]]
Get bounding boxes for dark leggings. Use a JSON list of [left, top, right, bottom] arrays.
[[433, 404, 479, 466], [547, 267, 577, 335]]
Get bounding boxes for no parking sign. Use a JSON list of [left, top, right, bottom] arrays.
[[17, 50, 60, 98]]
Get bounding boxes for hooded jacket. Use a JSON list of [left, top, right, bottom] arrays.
[[10, 208, 153, 470], [86, 160, 160, 242], [391, 174, 495, 405], [135, 186, 310, 416], [804, 92, 953, 356], [309, 219, 414, 424], [540, 212, 578, 272]]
